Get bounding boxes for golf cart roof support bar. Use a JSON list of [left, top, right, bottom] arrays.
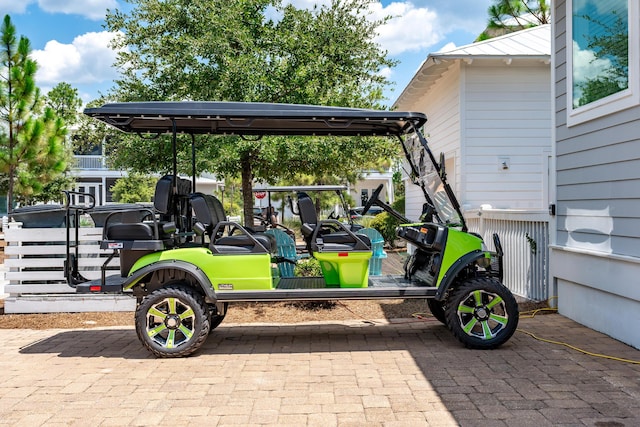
[[171, 118, 177, 192], [191, 133, 196, 192]]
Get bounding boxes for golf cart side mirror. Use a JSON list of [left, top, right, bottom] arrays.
[[420, 202, 435, 223]]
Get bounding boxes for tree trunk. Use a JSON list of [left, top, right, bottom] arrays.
[[241, 155, 254, 228], [7, 168, 14, 213], [7, 133, 14, 213]]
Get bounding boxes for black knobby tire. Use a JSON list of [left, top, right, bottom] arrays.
[[445, 277, 519, 349], [135, 285, 210, 358], [209, 302, 229, 332], [427, 299, 447, 324]]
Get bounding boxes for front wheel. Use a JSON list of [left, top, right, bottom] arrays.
[[427, 299, 446, 324], [445, 277, 518, 349], [135, 285, 210, 358]]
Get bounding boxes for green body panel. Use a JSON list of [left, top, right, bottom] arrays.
[[313, 251, 372, 288], [128, 247, 274, 291], [437, 229, 484, 286]]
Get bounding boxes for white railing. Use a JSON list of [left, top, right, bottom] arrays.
[[74, 155, 106, 170], [466, 208, 550, 301]]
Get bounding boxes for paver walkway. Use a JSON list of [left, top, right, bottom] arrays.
[[1, 313, 639, 426]]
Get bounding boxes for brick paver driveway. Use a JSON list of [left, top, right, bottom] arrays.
[[1, 313, 639, 426]]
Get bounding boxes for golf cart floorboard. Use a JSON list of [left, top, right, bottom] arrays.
[[215, 275, 437, 302], [78, 275, 437, 301]]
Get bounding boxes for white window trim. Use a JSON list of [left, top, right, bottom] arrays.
[[566, 0, 640, 127]]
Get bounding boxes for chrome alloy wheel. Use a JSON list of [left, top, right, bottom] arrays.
[[145, 296, 196, 349]]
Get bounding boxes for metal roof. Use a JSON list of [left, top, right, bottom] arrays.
[[394, 25, 551, 109], [434, 24, 550, 58], [84, 101, 427, 137]]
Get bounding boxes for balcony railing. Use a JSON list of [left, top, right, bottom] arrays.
[[74, 155, 106, 170]]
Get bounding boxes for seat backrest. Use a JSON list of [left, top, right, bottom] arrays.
[[297, 192, 318, 226], [154, 175, 193, 231], [209, 193, 226, 223], [297, 192, 320, 244], [190, 193, 225, 235], [153, 175, 173, 214], [153, 175, 191, 211]]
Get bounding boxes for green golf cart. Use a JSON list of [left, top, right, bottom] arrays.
[[66, 101, 518, 357]]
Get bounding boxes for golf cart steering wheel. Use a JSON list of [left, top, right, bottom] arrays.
[[362, 184, 384, 215]]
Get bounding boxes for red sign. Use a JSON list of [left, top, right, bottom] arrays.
[[255, 191, 267, 199]]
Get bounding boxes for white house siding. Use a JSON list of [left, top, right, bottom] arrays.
[[407, 61, 461, 200], [463, 62, 551, 209], [551, 0, 640, 349], [404, 180, 426, 222]]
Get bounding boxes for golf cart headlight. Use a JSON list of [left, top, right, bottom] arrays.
[[477, 242, 491, 268], [476, 255, 491, 268]]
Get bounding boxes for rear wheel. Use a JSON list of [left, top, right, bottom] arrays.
[[445, 277, 518, 349], [135, 285, 210, 358]]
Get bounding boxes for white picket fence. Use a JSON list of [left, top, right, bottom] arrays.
[[466, 208, 550, 301], [1, 223, 134, 313]]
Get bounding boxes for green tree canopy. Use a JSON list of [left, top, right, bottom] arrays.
[[103, 0, 398, 226], [45, 82, 83, 127], [0, 15, 68, 211], [477, 0, 549, 41]]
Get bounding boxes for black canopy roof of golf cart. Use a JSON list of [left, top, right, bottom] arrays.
[[83, 101, 427, 136], [84, 101, 466, 229]]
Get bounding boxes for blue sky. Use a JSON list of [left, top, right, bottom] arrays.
[[1, 0, 492, 106]]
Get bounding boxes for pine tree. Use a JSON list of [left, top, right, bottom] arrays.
[[0, 15, 68, 211]]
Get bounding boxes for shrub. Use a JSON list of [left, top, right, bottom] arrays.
[[369, 195, 405, 248], [370, 212, 399, 248], [294, 257, 323, 277], [111, 173, 155, 203]]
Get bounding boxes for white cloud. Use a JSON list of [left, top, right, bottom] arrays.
[[371, 2, 442, 55], [37, 0, 117, 21], [572, 40, 614, 84], [266, 1, 492, 57], [0, 0, 35, 15], [378, 66, 393, 79], [571, 40, 616, 102], [32, 31, 121, 86]]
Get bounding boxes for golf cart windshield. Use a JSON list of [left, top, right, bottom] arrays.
[[402, 133, 465, 228]]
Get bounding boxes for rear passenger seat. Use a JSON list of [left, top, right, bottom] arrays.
[[190, 192, 275, 254]]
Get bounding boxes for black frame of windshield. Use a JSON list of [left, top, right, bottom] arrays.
[[402, 126, 467, 232]]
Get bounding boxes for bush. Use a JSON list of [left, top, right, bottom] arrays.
[[111, 173, 155, 203], [294, 257, 322, 277], [370, 212, 399, 248], [369, 195, 405, 248]]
